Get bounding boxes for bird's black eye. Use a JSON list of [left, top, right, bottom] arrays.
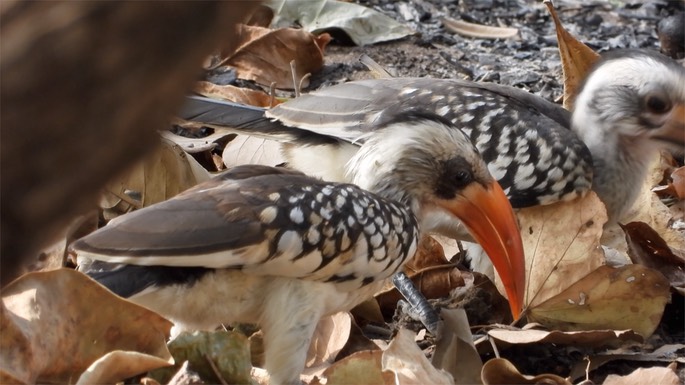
[[644, 92, 672, 114], [454, 169, 472, 187]]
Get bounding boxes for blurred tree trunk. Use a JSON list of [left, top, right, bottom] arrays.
[[1, 1, 260, 284]]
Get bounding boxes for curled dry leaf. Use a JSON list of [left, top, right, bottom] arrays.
[[0, 269, 172, 384], [622, 221, 685, 290], [268, 0, 414, 46], [603, 365, 680, 385], [432, 309, 482, 385], [481, 358, 571, 385], [194, 81, 278, 108], [487, 327, 643, 348], [515, 191, 607, 310], [671, 166, 685, 199], [382, 329, 454, 385], [310, 350, 393, 385], [527, 264, 671, 338], [161, 129, 235, 155], [304, 312, 352, 376], [224, 24, 330, 89], [149, 330, 252, 385], [404, 236, 450, 273], [544, 0, 600, 109], [442, 17, 519, 39]]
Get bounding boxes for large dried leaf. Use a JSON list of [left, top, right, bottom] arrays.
[[382, 329, 454, 385], [101, 137, 210, 218], [222, 135, 286, 168], [481, 358, 570, 385], [442, 17, 518, 39], [527, 265, 671, 337], [515, 191, 607, 309], [194, 81, 278, 108], [310, 350, 394, 385], [225, 24, 330, 89], [432, 309, 482, 384], [487, 327, 643, 347], [268, 0, 414, 46], [544, 0, 600, 109], [603, 365, 680, 385], [0, 269, 172, 384]]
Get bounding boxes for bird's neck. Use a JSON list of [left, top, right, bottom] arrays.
[[572, 112, 660, 222]]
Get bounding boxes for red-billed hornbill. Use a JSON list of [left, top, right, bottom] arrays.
[[182, 49, 685, 224], [74, 113, 525, 385]]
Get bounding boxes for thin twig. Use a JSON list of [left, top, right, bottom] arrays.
[[204, 353, 229, 385], [290, 60, 299, 97]]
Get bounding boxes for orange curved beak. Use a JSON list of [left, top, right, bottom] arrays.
[[436, 181, 525, 319]]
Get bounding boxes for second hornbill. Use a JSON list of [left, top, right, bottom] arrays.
[[182, 49, 685, 224]]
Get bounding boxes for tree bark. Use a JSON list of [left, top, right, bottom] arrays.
[[1, 1, 260, 284]]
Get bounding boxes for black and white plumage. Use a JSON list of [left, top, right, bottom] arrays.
[[571, 50, 685, 221], [181, 49, 685, 223], [74, 114, 525, 385]]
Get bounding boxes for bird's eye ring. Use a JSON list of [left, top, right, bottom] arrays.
[[644, 93, 672, 114]]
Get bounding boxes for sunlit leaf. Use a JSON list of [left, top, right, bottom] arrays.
[[528, 265, 670, 338]]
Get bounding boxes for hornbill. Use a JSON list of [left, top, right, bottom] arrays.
[[181, 49, 685, 224], [74, 113, 526, 385]]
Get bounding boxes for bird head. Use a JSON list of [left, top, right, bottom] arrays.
[[572, 50, 685, 156], [346, 111, 526, 318]]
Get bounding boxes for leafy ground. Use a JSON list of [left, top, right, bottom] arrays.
[[2, 0, 684, 384]]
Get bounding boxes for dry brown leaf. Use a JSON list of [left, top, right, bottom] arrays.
[[442, 17, 518, 39], [310, 350, 393, 385], [481, 358, 571, 385], [487, 327, 643, 347], [671, 166, 685, 199], [350, 297, 385, 323], [194, 81, 278, 107], [515, 191, 607, 310], [224, 25, 331, 89], [382, 329, 454, 385], [602, 365, 680, 385], [306, 312, 352, 369], [222, 135, 286, 168], [432, 309, 482, 384], [622, 221, 685, 289], [76, 351, 173, 385], [404, 236, 450, 273], [527, 264, 671, 337], [544, 0, 600, 109], [567, 345, 685, 382], [0, 269, 172, 384], [101, 137, 209, 220]]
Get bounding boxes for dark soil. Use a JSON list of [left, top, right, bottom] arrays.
[[310, 0, 684, 99]]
